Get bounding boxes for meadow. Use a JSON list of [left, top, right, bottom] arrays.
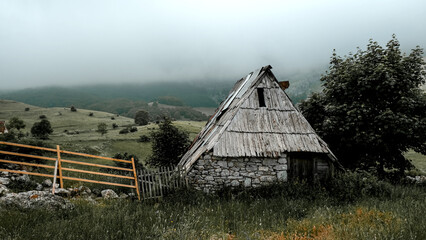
[[0, 178, 425, 240], [1, 100, 426, 240]]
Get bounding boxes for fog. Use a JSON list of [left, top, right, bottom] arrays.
[[1, 0, 425, 89]]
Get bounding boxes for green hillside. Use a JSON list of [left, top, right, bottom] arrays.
[[0, 100, 205, 164]]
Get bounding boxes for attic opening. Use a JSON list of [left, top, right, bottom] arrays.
[[257, 88, 266, 107]]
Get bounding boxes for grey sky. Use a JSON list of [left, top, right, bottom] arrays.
[[1, 0, 425, 89]]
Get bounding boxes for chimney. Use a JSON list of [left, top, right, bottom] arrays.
[[278, 81, 290, 91]]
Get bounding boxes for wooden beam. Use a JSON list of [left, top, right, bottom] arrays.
[[60, 159, 133, 171], [61, 167, 134, 179], [0, 150, 56, 161], [0, 159, 55, 169]]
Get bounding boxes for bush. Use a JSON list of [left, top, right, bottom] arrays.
[[129, 127, 137, 132], [70, 106, 77, 112], [89, 112, 94, 117], [138, 135, 151, 142], [148, 118, 190, 167], [39, 115, 47, 119], [31, 120, 53, 139], [24, 107, 30, 111], [112, 123, 118, 129], [134, 110, 149, 126], [324, 170, 393, 202], [119, 128, 129, 134], [7, 117, 25, 131]]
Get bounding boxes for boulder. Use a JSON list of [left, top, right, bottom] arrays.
[[42, 179, 53, 187], [0, 190, 74, 211], [101, 189, 118, 199], [0, 177, 10, 185]]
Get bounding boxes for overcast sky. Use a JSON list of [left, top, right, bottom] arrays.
[[1, 0, 425, 89]]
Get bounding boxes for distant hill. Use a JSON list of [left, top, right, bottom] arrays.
[[0, 70, 327, 116]]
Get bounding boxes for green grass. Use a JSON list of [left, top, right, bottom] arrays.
[[405, 150, 426, 173], [0, 100, 205, 161], [0, 184, 425, 239]]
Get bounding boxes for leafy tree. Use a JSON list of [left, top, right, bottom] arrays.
[[134, 110, 149, 126], [31, 119, 53, 140], [300, 36, 426, 177], [7, 117, 25, 131], [96, 123, 108, 136], [148, 118, 190, 167]]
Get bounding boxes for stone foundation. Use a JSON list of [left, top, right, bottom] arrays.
[[187, 152, 288, 193]]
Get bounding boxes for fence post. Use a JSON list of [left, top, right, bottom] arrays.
[[52, 155, 59, 194], [56, 145, 63, 188], [131, 157, 141, 201]]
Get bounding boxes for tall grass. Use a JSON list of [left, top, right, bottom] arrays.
[[1, 181, 425, 240]]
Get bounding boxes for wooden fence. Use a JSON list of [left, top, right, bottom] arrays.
[[0, 141, 140, 200], [138, 166, 188, 200]]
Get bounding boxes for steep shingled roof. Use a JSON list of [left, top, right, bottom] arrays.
[[179, 65, 337, 170]]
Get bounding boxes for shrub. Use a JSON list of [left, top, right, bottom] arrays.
[[119, 128, 129, 134], [7, 117, 25, 131], [138, 135, 151, 142], [134, 110, 149, 126], [148, 118, 190, 167], [31, 120, 53, 139], [70, 106, 77, 112], [111, 116, 115, 120], [24, 107, 30, 111], [96, 123, 108, 136], [39, 115, 47, 119], [89, 112, 94, 117], [129, 127, 137, 132], [112, 123, 118, 129]]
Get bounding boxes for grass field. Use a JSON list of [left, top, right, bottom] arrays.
[[0, 182, 425, 239], [0, 99, 206, 164]]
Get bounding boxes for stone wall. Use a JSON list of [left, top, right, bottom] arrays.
[[187, 152, 288, 193]]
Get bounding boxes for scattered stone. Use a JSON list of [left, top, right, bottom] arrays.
[[42, 179, 53, 187], [101, 189, 119, 199], [0, 190, 74, 211], [0, 177, 10, 185], [36, 183, 43, 191], [54, 188, 71, 197], [16, 174, 30, 183], [0, 184, 9, 195], [231, 180, 240, 187]]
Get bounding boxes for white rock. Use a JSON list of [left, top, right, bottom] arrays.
[[101, 189, 118, 199], [0, 177, 10, 185]]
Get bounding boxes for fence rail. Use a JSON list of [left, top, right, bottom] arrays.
[[0, 141, 140, 200], [138, 166, 188, 200]]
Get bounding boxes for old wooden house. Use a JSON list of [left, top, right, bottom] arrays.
[[178, 65, 341, 192]]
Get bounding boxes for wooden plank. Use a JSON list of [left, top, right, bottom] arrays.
[[57, 145, 64, 188], [0, 141, 56, 152], [131, 158, 140, 200], [60, 150, 132, 163], [0, 159, 55, 169], [0, 150, 57, 161], [62, 176, 136, 188], [61, 167, 134, 179], [61, 159, 133, 171], [0, 168, 54, 178]]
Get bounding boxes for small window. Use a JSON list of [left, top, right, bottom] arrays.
[[257, 88, 266, 107]]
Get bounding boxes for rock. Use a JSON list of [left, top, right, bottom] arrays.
[[263, 159, 278, 166], [119, 193, 129, 199], [258, 166, 268, 172], [16, 174, 30, 183], [36, 183, 43, 191], [0, 190, 74, 211], [42, 179, 53, 187], [0, 177, 10, 185], [205, 176, 214, 181], [217, 161, 227, 168], [54, 188, 71, 197], [231, 180, 240, 187], [101, 189, 118, 199], [277, 171, 287, 181], [0, 184, 9, 195], [244, 178, 252, 187]]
